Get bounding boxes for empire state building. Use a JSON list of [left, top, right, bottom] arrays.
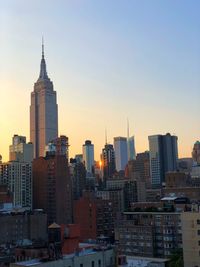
[[30, 43, 58, 158]]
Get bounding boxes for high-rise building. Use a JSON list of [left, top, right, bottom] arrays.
[[0, 135, 33, 208], [101, 144, 116, 180], [9, 134, 33, 163], [30, 42, 58, 158], [127, 136, 136, 161], [148, 133, 178, 188], [32, 154, 72, 225], [0, 161, 32, 208], [114, 137, 128, 172], [82, 140, 94, 177]]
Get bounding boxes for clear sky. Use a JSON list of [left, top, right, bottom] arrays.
[[0, 0, 199, 161]]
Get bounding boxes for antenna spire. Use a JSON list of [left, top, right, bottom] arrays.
[[42, 36, 44, 58], [127, 118, 130, 139], [105, 128, 108, 145]]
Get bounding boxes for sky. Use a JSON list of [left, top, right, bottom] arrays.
[[0, 0, 200, 161]]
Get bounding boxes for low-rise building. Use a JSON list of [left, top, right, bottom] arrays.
[[115, 211, 182, 258]]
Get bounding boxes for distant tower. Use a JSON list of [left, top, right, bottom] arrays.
[[102, 144, 116, 179], [30, 40, 58, 158], [114, 137, 128, 171], [82, 140, 94, 177], [127, 120, 136, 161]]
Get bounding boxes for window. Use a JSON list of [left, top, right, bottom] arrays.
[[91, 261, 95, 267], [197, 219, 200, 225], [80, 264, 83, 267], [98, 260, 101, 267], [197, 230, 200, 235]]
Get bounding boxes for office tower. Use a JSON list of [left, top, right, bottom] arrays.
[[30, 42, 58, 158], [0, 161, 32, 208], [114, 137, 128, 172], [101, 144, 116, 179], [127, 136, 136, 161], [9, 134, 33, 163], [82, 140, 94, 177], [32, 154, 72, 225], [148, 133, 178, 188], [127, 121, 136, 161]]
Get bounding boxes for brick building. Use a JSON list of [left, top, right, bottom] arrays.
[[33, 154, 72, 225]]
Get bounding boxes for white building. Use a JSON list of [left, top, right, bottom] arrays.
[[114, 137, 128, 172], [83, 140, 94, 177]]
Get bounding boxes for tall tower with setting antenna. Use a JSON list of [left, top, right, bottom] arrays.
[[30, 39, 58, 158]]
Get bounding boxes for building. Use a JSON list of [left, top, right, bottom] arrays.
[[127, 151, 151, 189], [30, 42, 58, 158], [116, 211, 182, 258], [192, 141, 200, 165], [9, 135, 33, 163], [11, 246, 116, 267], [33, 154, 72, 225], [0, 209, 47, 245], [69, 157, 86, 200], [148, 133, 178, 188], [102, 144, 116, 180], [181, 209, 200, 267], [45, 135, 69, 160], [82, 140, 94, 177], [73, 192, 116, 241], [127, 136, 136, 161], [0, 161, 32, 208], [114, 137, 128, 172]]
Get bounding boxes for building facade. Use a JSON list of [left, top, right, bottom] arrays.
[[0, 161, 32, 208], [33, 154, 72, 225], [116, 211, 182, 258], [30, 43, 58, 158]]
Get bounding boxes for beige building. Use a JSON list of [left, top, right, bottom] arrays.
[[181, 210, 200, 267], [9, 135, 33, 163], [30, 43, 58, 158]]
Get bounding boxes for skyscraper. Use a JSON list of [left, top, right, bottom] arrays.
[[101, 144, 116, 179], [127, 136, 136, 161], [114, 137, 128, 172], [148, 133, 178, 187], [30, 42, 58, 158], [82, 140, 94, 177], [127, 120, 136, 161]]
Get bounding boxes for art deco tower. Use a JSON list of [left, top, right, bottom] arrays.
[[30, 42, 58, 158]]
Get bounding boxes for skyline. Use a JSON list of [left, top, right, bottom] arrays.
[[1, 0, 200, 161]]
